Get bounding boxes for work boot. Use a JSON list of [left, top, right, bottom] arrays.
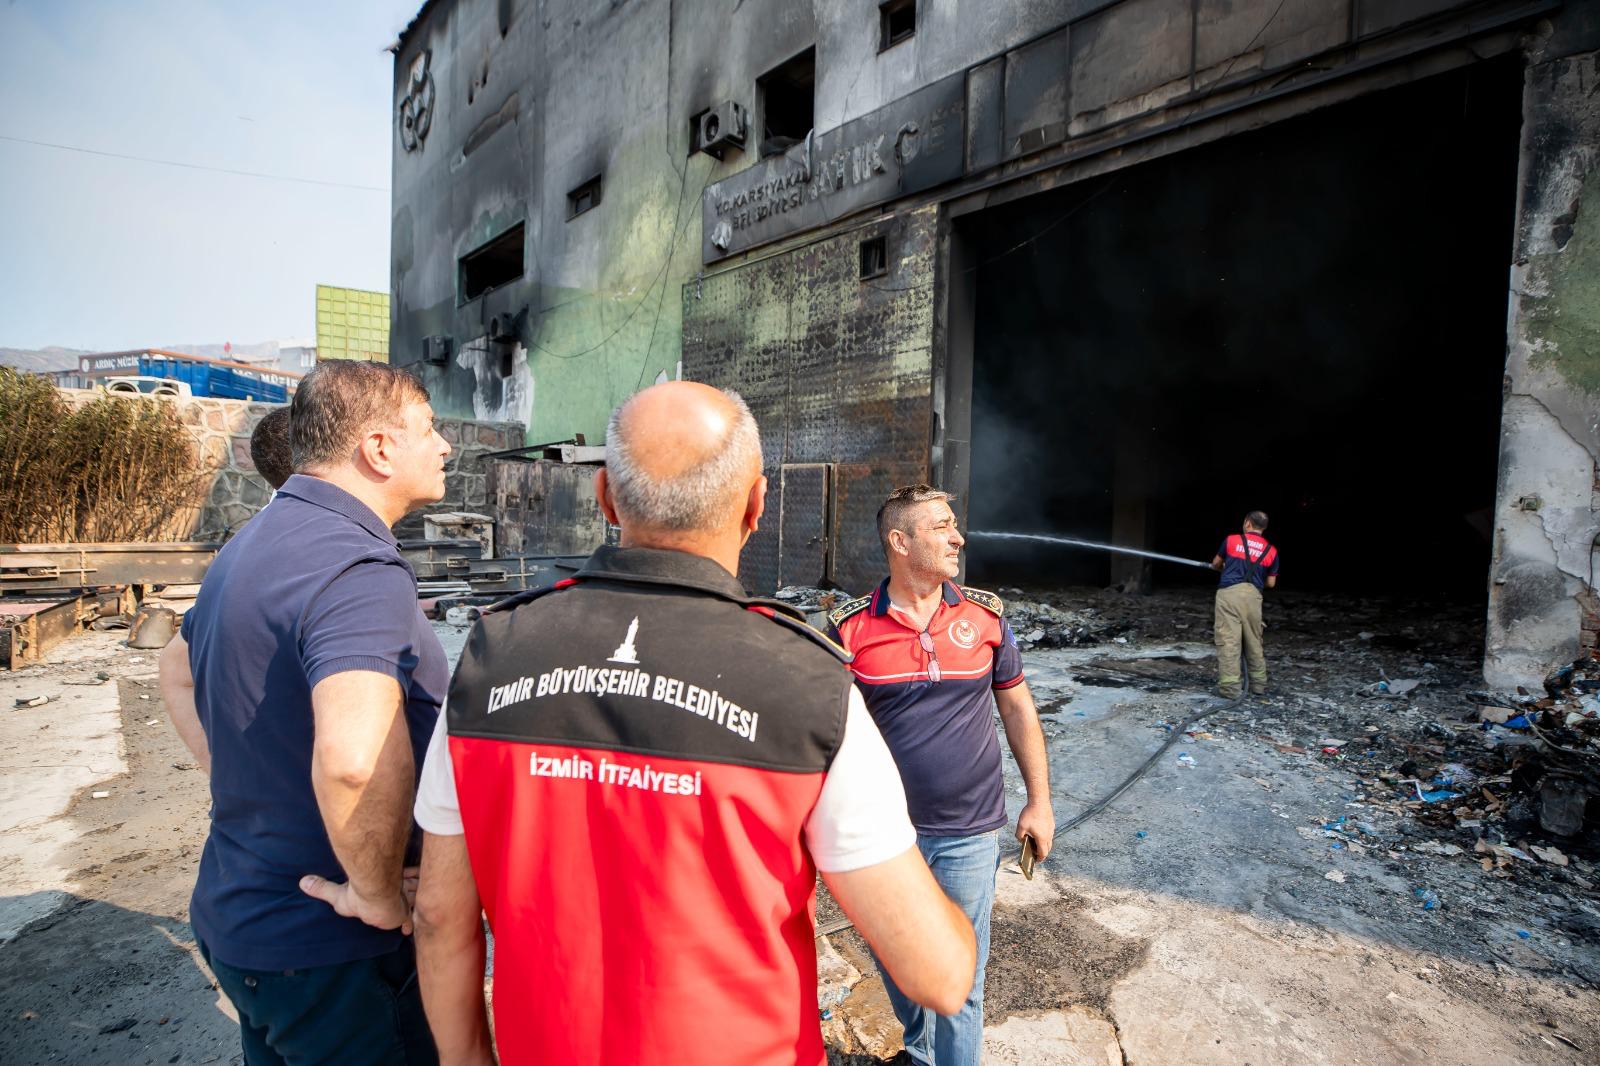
[[1217, 684, 1241, 700], [1249, 677, 1270, 697]]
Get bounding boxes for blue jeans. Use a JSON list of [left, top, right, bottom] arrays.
[[197, 937, 437, 1066], [874, 830, 998, 1066]]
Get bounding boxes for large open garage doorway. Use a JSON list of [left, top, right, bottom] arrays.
[[959, 57, 1523, 604]]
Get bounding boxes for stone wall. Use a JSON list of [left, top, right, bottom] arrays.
[[395, 418, 526, 539], [58, 389, 524, 542]]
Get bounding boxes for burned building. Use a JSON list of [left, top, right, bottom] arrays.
[[390, 0, 1600, 688]]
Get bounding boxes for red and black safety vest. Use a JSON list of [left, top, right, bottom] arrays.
[[1217, 532, 1279, 591], [446, 545, 854, 1065]]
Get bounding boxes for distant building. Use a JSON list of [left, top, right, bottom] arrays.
[[272, 338, 318, 373], [315, 285, 390, 363]]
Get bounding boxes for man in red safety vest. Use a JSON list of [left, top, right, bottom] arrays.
[[1209, 510, 1280, 699], [409, 381, 976, 1065]]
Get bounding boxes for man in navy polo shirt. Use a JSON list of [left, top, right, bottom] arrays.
[[159, 360, 450, 1065], [828, 484, 1055, 1066]]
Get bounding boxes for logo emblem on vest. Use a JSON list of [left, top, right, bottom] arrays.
[[608, 616, 641, 665], [949, 618, 979, 649]]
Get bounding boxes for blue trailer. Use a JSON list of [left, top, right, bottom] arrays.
[[67, 350, 299, 402]]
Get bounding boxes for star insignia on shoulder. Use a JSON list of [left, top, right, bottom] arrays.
[[960, 586, 1004, 616], [827, 594, 872, 628]]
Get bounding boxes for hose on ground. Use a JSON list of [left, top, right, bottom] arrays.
[[814, 697, 1227, 938]]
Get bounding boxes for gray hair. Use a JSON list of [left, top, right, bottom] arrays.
[[605, 388, 763, 531], [878, 484, 955, 557]]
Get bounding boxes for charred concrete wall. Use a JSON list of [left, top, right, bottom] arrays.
[[390, 0, 1070, 445], [394, 1, 1554, 443], [1488, 20, 1600, 688], [394, 0, 1599, 641], [682, 206, 940, 594], [391, 0, 700, 446]]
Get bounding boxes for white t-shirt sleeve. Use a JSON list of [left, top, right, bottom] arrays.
[[804, 686, 917, 873], [413, 705, 464, 835]]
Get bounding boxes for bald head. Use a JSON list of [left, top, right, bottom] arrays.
[[604, 382, 763, 534]]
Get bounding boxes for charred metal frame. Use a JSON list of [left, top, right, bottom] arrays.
[[0, 588, 136, 670], [0, 543, 220, 593]]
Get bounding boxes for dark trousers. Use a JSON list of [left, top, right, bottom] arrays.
[[198, 937, 438, 1066]]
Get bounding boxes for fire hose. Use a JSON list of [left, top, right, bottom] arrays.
[[814, 697, 1225, 938]]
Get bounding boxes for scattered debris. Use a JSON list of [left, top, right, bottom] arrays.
[[127, 604, 178, 649], [1412, 841, 1465, 857], [1474, 839, 1533, 866], [1003, 595, 1120, 649], [1372, 678, 1423, 697], [90, 790, 110, 799], [1415, 888, 1441, 911], [1529, 844, 1569, 867], [14, 695, 50, 708], [1324, 870, 1346, 883], [1176, 752, 1196, 767]]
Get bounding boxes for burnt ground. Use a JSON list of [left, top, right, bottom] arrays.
[[819, 587, 1600, 1063], [3, 597, 1597, 1064], [0, 656, 237, 1066]]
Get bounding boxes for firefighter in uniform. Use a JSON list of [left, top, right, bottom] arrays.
[[829, 484, 1054, 1066], [409, 382, 976, 1066], [1209, 510, 1280, 698]]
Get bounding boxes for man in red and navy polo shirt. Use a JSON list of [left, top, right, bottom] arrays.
[[829, 484, 1055, 1066], [1209, 509, 1280, 698]]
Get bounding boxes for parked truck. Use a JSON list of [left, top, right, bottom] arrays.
[[61, 349, 299, 403]]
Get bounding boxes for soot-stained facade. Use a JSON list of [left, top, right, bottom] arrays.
[[392, 0, 1600, 687]]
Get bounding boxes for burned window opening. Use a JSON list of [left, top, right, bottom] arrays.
[[859, 235, 888, 280], [458, 222, 525, 304], [568, 175, 602, 219], [880, 0, 915, 52], [962, 58, 1522, 600], [757, 48, 814, 158]]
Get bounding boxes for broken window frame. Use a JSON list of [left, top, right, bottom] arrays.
[[879, 0, 916, 53], [567, 175, 603, 220], [859, 235, 888, 281], [458, 222, 526, 305], [756, 47, 815, 159]]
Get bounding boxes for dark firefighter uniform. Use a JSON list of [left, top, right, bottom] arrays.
[[1214, 531, 1280, 695]]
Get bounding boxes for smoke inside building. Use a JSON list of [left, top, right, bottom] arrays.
[[965, 58, 1523, 597]]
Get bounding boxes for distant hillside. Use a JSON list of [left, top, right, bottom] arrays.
[[0, 346, 89, 374]]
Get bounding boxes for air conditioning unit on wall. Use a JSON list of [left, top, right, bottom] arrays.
[[696, 102, 747, 159]]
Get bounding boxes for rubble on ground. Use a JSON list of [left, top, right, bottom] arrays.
[[998, 586, 1600, 959], [995, 587, 1124, 648]]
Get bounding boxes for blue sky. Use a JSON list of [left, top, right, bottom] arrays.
[[0, 0, 420, 351]]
